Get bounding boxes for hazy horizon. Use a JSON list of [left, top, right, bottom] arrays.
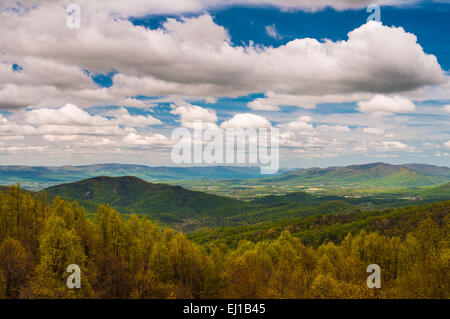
[[0, 161, 449, 170]]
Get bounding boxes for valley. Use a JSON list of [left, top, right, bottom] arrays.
[[1, 162, 449, 233]]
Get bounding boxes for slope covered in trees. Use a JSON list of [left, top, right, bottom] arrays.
[[42, 177, 450, 232], [190, 201, 450, 247], [262, 162, 450, 187], [419, 182, 450, 198], [45, 176, 255, 229], [0, 185, 448, 299]]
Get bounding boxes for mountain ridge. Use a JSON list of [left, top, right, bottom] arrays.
[[261, 162, 450, 187], [0, 164, 278, 190], [44, 175, 256, 230], [1, 162, 449, 190]]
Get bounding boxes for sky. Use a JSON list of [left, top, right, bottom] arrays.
[[0, 0, 449, 169]]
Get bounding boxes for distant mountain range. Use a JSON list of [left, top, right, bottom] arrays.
[[0, 164, 277, 190], [0, 162, 449, 190], [262, 162, 450, 187]]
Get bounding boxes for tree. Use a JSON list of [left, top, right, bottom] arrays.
[[0, 237, 33, 298], [25, 216, 91, 298], [131, 269, 174, 299]]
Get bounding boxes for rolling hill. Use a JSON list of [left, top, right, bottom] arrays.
[[6, 174, 449, 232], [419, 182, 450, 198], [402, 163, 450, 178], [44, 176, 256, 229], [0, 164, 274, 190], [261, 162, 450, 187], [42, 177, 364, 230], [3, 162, 448, 191]]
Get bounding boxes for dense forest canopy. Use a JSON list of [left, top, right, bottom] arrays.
[[0, 185, 448, 298]]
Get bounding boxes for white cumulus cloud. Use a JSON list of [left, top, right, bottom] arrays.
[[220, 113, 271, 129], [358, 95, 416, 115], [0, 7, 445, 110], [278, 116, 314, 133], [443, 105, 450, 113], [123, 132, 170, 146], [170, 102, 219, 129], [444, 140, 450, 150], [363, 127, 385, 135], [0, 1, 423, 17]]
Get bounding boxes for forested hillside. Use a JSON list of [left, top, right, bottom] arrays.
[[45, 176, 255, 229], [262, 163, 450, 187], [41, 177, 450, 232], [190, 201, 450, 247], [0, 185, 448, 299]]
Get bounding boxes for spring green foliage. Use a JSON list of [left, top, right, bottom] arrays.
[[40, 177, 450, 233], [190, 201, 450, 248], [45, 176, 255, 228], [420, 182, 450, 198], [0, 185, 448, 299], [262, 163, 450, 187], [45, 177, 361, 229]]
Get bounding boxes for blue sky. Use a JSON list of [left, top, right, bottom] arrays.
[[0, 1, 449, 169], [132, 2, 450, 69]]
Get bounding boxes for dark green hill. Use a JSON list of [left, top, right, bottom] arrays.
[[262, 162, 450, 187], [45, 176, 255, 229], [0, 164, 270, 190]]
